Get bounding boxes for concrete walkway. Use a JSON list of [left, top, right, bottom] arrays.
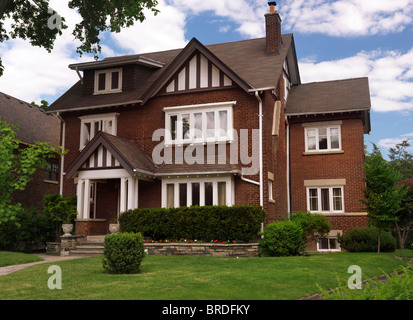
[[0, 254, 96, 277]]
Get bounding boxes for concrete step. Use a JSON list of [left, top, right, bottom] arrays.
[[86, 235, 106, 243]]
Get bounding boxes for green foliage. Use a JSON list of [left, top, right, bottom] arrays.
[[389, 139, 413, 180], [102, 232, 145, 274], [119, 205, 265, 242], [0, 206, 54, 252], [0, 118, 64, 224], [290, 211, 332, 244], [361, 144, 407, 253], [43, 194, 77, 241], [0, 0, 159, 76], [320, 265, 413, 300], [338, 227, 397, 252], [259, 220, 305, 257]]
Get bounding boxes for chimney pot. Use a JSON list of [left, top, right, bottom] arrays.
[[268, 1, 277, 13]]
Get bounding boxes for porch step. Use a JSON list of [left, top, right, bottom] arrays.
[[70, 235, 106, 255]]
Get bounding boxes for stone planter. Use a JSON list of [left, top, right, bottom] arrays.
[[62, 223, 74, 237], [109, 223, 120, 233]]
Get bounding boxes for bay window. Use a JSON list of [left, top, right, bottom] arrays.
[[162, 176, 233, 208], [164, 101, 235, 145]]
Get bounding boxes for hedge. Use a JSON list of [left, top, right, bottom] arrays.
[[119, 205, 265, 242], [337, 227, 397, 252]]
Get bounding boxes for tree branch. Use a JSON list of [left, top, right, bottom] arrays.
[[0, 0, 14, 19]]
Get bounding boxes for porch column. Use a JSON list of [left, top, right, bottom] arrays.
[[120, 177, 127, 213], [133, 178, 139, 209], [76, 179, 84, 219], [127, 177, 134, 210], [83, 179, 91, 219]]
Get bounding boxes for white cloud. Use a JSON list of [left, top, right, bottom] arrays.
[[299, 48, 413, 112], [281, 0, 413, 36], [110, 0, 188, 54], [378, 135, 413, 150]]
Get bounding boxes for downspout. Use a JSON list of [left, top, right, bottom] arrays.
[[254, 91, 264, 209], [254, 91, 264, 235], [56, 113, 65, 196], [286, 116, 291, 219]]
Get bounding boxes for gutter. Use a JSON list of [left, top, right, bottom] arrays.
[[254, 91, 264, 209]]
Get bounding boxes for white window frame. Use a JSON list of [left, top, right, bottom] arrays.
[[79, 113, 119, 150], [163, 101, 235, 146], [304, 125, 342, 153], [306, 186, 344, 214], [268, 179, 274, 201], [94, 68, 123, 94], [161, 176, 234, 208], [317, 237, 341, 252]]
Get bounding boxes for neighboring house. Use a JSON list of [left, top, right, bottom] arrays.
[[46, 2, 371, 250], [0, 91, 62, 209]]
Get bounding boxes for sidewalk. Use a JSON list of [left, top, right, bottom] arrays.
[[0, 253, 94, 277]]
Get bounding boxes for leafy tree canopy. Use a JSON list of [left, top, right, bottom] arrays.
[[0, 0, 160, 76]]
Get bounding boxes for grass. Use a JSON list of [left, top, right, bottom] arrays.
[[0, 250, 411, 300], [0, 251, 43, 267]]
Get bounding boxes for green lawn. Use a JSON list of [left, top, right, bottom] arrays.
[[0, 250, 411, 300], [0, 251, 43, 267]]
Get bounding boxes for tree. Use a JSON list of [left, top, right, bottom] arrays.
[[0, 118, 64, 224], [31, 100, 49, 110], [394, 179, 413, 249], [360, 144, 407, 254], [0, 0, 160, 76], [389, 139, 413, 179]]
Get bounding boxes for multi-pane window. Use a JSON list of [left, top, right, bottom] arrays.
[[94, 68, 122, 94], [163, 177, 232, 208], [305, 126, 341, 152], [307, 186, 344, 213], [164, 102, 234, 145], [45, 160, 59, 182], [318, 237, 340, 251], [79, 113, 119, 149]]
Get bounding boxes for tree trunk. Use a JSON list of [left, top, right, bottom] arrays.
[[377, 228, 381, 255], [0, 0, 13, 19]]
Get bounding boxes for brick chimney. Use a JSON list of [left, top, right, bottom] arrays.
[[265, 1, 282, 54]]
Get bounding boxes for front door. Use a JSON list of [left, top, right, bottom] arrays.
[[95, 179, 120, 222]]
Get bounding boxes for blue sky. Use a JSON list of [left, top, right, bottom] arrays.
[[1, 0, 412, 158]]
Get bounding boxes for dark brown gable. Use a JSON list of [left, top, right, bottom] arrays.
[[159, 51, 235, 94]]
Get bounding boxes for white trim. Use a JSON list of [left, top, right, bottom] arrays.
[[77, 168, 130, 180], [79, 113, 119, 150], [94, 68, 123, 94], [317, 236, 341, 252], [164, 101, 235, 146], [306, 186, 345, 214], [304, 125, 342, 153], [161, 175, 234, 208]]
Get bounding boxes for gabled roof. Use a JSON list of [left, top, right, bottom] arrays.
[[65, 131, 155, 178], [0, 91, 61, 146], [47, 34, 298, 113]]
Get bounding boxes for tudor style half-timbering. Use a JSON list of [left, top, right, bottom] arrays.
[[47, 2, 371, 251]]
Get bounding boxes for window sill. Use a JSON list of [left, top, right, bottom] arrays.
[[93, 90, 122, 95], [44, 180, 59, 185], [165, 139, 234, 148], [268, 199, 275, 203], [303, 150, 344, 156]]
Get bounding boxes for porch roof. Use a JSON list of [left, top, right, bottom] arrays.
[[65, 132, 156, 178]]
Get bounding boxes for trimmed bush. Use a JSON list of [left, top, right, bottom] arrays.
[[102, 232, 145, 274], [338, 227, 397, 252], [119, 205, 265, 242], [259, 220, 305, 257]]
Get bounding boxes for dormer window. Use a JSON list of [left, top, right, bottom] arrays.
[[94, 68, 122, 94]]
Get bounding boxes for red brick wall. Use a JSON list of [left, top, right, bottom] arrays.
[[288, 112, 368, 232]]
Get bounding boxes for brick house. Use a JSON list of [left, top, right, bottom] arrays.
[[46, 2, 371, 251], [0, 92, 61, 209]]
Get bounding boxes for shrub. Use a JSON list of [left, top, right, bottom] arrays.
[[290, 211, 331, 244], [102, 232, 145, 274], [0, 207, 54, 252], [119, 205, 265, 242], [259, 220, 305, 257], [338, 227, 397, 252]]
